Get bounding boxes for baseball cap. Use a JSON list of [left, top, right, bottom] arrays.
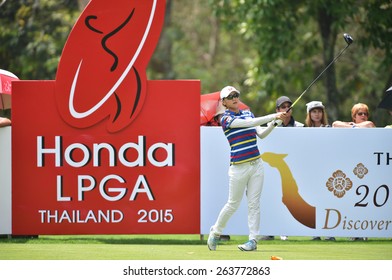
[[306, 101, 325, 113], [220, 86, 240, 100], [276, 96, 292, 108]]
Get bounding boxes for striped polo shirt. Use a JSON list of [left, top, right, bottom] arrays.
[[221, 110, 261, 165]]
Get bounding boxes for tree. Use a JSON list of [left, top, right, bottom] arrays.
[[210, 0, 392, 125], [2, 1, 391, 125], [0, 0, 77, 118], [150, 0, 256, 95], [149, 0, 175, 79], [0, 0, 80, 80]]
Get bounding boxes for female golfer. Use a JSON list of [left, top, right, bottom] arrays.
[[207, 86, 286, 251]]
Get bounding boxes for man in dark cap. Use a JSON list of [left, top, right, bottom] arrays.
[[275, 96, 304, 127]]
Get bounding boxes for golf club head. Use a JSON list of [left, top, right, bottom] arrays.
[[343, 33, 353, 45]]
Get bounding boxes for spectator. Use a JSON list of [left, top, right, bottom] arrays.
[[305, 101, 330, 127], [0, 117, 11, 127], [275, 96, 304, 127], [332, 103, 375, 128]]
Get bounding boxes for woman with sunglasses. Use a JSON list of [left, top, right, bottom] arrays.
[[332, 103, 375, 128], [207, 85, 286, 251]]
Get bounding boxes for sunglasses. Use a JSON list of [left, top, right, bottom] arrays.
[[357, 112, 368, 116], [225, 92, 240, 100]]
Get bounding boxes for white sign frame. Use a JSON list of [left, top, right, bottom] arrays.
[[201, 126, 392, 238]]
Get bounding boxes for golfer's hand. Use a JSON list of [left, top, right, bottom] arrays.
[[276, 112, 287, 120], [273, 112, 286, 126]]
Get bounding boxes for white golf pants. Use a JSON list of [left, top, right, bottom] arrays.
[[211, 158, 264, 241]]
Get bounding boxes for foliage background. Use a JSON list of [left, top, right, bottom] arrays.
[[1, 0, 391, 125]]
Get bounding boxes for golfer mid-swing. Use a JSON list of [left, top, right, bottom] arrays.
[[207, 86, 286, 251]]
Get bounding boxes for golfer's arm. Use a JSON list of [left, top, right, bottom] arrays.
[[230, 114, 277, 128], [256, 122, 274, 139], [256, 119, 284, 139]]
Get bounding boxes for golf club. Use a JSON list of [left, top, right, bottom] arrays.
[[286, 33, 354, 112]]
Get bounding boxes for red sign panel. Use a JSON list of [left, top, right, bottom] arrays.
[[56, 0, 165, 133], [11, 0, 200, 235]]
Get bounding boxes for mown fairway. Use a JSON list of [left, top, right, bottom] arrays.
[[1, 235, 391, 260]]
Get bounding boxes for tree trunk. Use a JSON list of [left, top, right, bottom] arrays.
[[317, 7, 339, 120]]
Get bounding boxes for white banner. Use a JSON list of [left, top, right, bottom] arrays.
[[0, 127, 11, 235], [201, 126, 392, 238]]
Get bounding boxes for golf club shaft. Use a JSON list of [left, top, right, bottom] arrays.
[[287, 43, 351, 112]]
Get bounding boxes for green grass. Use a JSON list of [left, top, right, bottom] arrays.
[[0, 235, 391, 260]]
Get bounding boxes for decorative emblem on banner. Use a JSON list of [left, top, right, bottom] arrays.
[[326, 170, 353, 198], [353, 163, 368, 179]]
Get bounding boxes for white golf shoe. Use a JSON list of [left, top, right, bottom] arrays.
[[238, 239, 257, 251], [207, 230, 220, 251]]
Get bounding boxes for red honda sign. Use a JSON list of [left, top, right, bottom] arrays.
[[12, 0, 200, 235]]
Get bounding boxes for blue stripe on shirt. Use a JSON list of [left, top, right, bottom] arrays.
[[221, 110, 261, 164]]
